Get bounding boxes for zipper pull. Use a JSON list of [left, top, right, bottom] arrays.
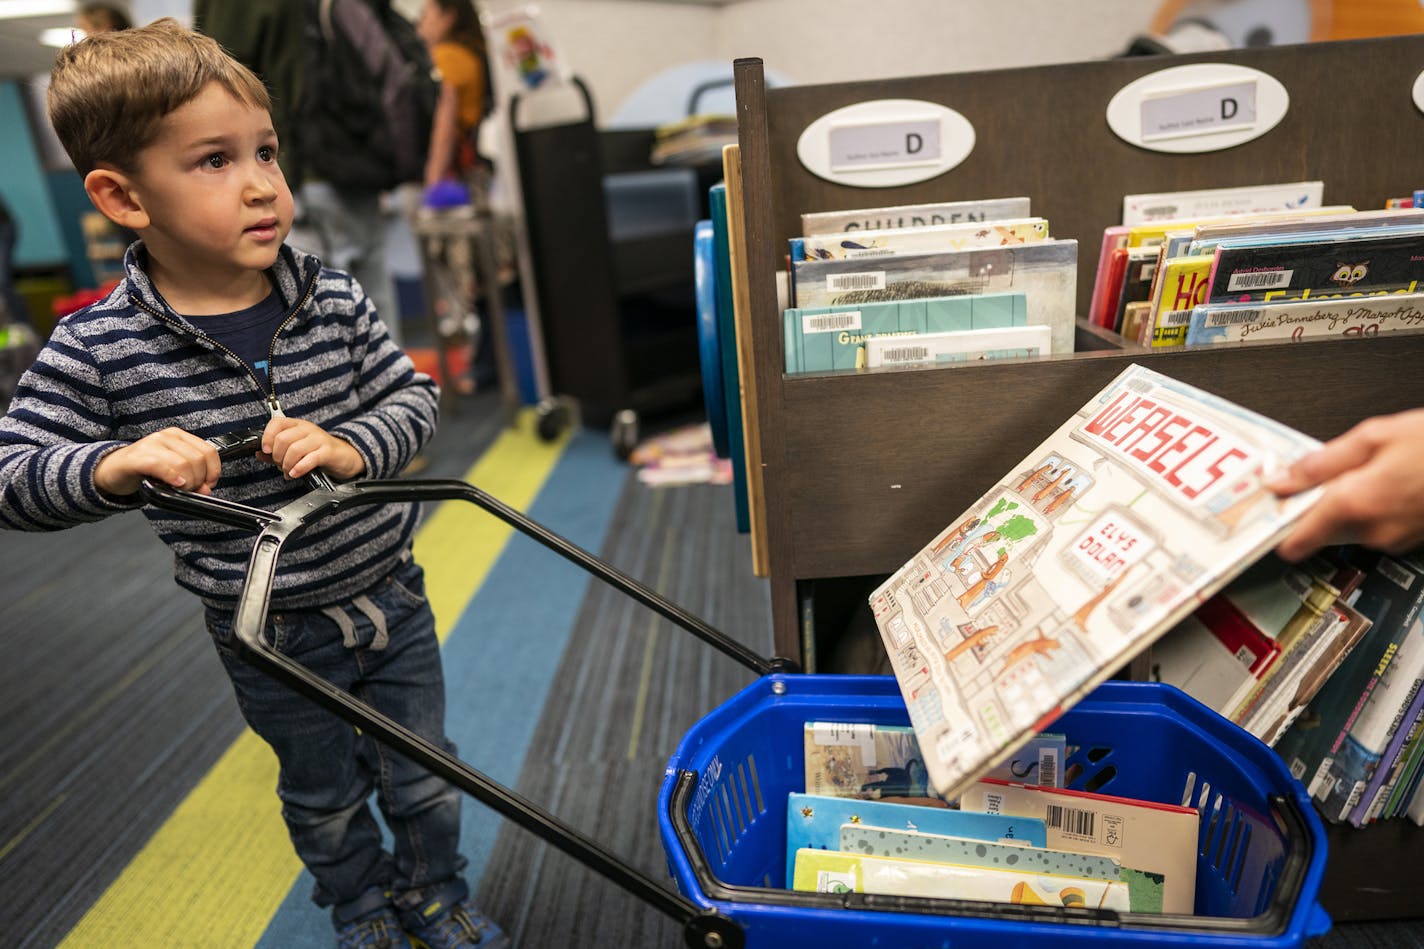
[[267, 393, 285, 418]]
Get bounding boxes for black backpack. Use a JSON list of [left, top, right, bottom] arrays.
[[300, 0, 440, 191]]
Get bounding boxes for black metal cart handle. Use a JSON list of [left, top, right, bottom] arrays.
[[137, 425, 784, 947]]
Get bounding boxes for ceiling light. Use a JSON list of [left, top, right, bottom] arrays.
[[0, 1, 77, 19]]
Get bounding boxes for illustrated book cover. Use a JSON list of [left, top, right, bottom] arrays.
[[792, 218, 1049, 262], [1204, 230, 1424, 305], [960, 778, 1197, 914], [789, 239, 1078, 354], [801, 197, 1032, 237], [791, 848, 1131, 909], [1185, 292, 1424, 347], [783, 792, 1046, 888], [864, 325, 1051, 370], [1120, 181, 1323, 228], [783, 291, 1028, 373], [867, 363, 1323, 813]]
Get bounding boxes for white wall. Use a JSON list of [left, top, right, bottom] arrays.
[[479, 0, 1163, 126]]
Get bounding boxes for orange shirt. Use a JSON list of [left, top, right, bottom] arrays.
[[431, 41, 485, 135]]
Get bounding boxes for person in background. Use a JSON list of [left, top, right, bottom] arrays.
[[21, 20, 507, 948], [417, 0, 489, 200], [0, 197, 32, 328], [416, 0, 498, 394], [1269, 409, 1424, 562], [75, 1, 131, 33], [195, 0, 405, 348]]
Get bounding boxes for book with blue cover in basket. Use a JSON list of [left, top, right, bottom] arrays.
[[868, 363, 1325, 815], [783, 791, 1046, 888]]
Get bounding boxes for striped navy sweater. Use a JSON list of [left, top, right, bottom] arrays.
[[0, 242, 439, 611]]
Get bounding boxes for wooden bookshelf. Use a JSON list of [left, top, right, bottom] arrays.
[[731, 34, 1424, 919]]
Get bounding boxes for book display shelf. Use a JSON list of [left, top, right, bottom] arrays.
[[729, 34, 1424, 920]]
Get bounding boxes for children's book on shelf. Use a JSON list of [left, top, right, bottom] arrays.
[[867, 363, 1324, 820], [782, 291, 1028, 373], [792, 218, 1049, 262], [1276, 552, 1424, 823], [800, 197, 1032, 236], [1186, 207, 1424, 256], [791, 848, 1132, 909], [1185, 292, 1424, 346], [1120, 180, 1324, 227], [1241, 599, 1371, 747], [960, 778, 1197, 914], [1149, 594, 1280, 714], [789, 239, 1078, 355], [1145, 253, 1214, 347], [1204, 229, 1424, 305], [864, 325, 1052, 369]]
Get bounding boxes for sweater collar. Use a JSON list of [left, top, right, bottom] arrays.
[[121, 242, 323, 325]]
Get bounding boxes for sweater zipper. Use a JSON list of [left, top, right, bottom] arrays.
[[131, 271, 319, 421]]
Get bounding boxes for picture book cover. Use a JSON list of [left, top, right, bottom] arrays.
[[1121, 181, 1323, 228], [783, 291, 1028, 373], [1186, 208, 1423, 257], [864, 325, 1051, 370], [791, 848, 1131, 910], [1185, 292, 1424, 346], [1147, 254, 1214, 348], [1204, 230, 1424, 305], [789, 239, 1078, 355], [839, 824, 1164, 912], [805, 722, 1066, 801], [803, 722, 936, 803], [1088, 226, 1131, 328], [839, 822, 1121, 881], [783, 792, 1047, 888], [793, 218, 1049, 262], [801, 197, 1032, 237], [867, 363, 1324, 814], [959, 778, 1198, 914]]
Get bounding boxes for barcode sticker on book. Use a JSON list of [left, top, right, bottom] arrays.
[[1227, 269, 1293, 292], [1045, 803, 1096, 840], [878, 345, 931, 365], [1205, 309, 1260, 326], [1038, 748, 1059, 788], [802, 311, 862, 334], [825, 272, 886, 293]]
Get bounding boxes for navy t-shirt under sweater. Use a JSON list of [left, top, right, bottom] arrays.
[[191, 291, 286, 382]]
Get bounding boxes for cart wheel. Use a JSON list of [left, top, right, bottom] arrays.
[[611, 409, 639, 460], [535, 398, 568, 442], [683, 911, 744, 949]]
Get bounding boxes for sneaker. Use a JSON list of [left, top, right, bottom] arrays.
[[404, 898, 510, 949], [337, 907, 413, 949]]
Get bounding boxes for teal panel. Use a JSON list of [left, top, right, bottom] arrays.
[[0, 81, 68, 268]]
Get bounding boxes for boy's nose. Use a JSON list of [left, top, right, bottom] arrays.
[[244, 169, 279, 201]]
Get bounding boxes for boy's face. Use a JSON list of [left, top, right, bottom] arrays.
[[120, 82, 293, 297]]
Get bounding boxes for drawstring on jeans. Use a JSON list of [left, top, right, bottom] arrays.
[[319, 594, 389, 651]]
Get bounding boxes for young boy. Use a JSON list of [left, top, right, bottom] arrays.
[[3, 20, 507, 949]]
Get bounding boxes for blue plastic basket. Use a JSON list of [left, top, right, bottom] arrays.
[[659, 675, 1331, 948]]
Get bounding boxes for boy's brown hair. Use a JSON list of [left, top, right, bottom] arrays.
[[47, 17, 272, 176]]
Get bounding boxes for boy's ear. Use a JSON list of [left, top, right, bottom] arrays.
[[84, 167, 150, 231]]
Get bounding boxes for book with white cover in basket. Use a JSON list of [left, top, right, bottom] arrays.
[[867, 364, 1323, 811]]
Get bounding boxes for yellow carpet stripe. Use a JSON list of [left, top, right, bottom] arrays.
[[59, 412, 568, 948]]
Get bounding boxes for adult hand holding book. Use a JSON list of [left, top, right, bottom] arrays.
[[1269, 408, 1424, 562]]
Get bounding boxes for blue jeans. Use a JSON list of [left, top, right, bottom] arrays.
[[205, 557, 469, 925]]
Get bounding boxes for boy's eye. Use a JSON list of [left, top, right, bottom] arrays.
[[258, 145, 277, 163], [203, 153, 227, 169]]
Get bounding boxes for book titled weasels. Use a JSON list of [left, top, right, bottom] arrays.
[[869, 364, 1324, 801]]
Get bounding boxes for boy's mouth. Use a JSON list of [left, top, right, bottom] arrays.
[[246, 218, 280, 240]]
